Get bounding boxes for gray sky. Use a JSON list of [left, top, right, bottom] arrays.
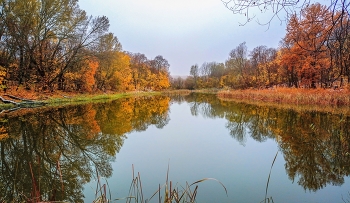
[[79, 0, 287, 76]]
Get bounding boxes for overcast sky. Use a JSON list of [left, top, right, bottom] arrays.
[[79, 0, 287, 76]]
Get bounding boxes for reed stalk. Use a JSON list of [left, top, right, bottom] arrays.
[[218, 88, 350, 106], [114, 164, 227, 203]]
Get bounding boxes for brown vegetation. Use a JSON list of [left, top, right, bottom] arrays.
[[218, 87, 350, 107]]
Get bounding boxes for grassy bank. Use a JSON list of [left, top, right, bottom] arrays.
[[45, 91, 161, 105], [0, 90, 161, 109], [218, 87, 350, 107], [3, 87, 350, 110]]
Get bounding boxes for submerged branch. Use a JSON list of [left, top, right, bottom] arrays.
[[0, 107, 21, 114]]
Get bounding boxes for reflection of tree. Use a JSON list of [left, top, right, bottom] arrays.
[[277, 112, 350, 191], [225, 113, 248, 145], [179, 93, 273, 144], [131, 96, 170, 131], [95, 96, 170, 134], [167, 93, 189, 104], [174, 93, 350, 192], [0, 95, 171, 202], [184, 93, 226, 119], [0, 106, 117, 202]]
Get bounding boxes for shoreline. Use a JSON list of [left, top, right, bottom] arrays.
[[0, 90, 162, 109], [2, 87, 350, 113]]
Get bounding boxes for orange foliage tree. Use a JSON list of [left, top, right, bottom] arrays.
[[281, 3, 333, 88], [80, 59, 99, 92]]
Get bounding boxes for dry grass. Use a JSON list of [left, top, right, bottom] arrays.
[[113, 164, 227, 203], [218, 87, 350, 107], [161, 89, 192, 95]]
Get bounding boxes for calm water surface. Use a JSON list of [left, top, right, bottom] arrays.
[[0, 93, 350, 202]]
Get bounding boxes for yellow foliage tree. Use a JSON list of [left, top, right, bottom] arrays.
[[96, 51, 132, 92]]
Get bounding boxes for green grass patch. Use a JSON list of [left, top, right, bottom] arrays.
[[45, 91, 161, 106], [0, 91, 162, 111]]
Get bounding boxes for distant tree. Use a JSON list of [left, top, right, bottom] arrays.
[[149, 55, 170, 90], [170, 76, 186, 89], [250, 46, 278, 87], [129, 53, 148, 90], [150, 55, 170, 74], [184, 76, 196, 90], [190, 64, 199, 89], [198, 62, 225, 88], [225, 42, 249, 88], [128, 53, 170, 91]]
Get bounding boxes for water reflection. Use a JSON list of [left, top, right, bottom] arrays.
[[0, 93, 349, 201], [174, 93, 350, 192], [0, 95, 170, 202]]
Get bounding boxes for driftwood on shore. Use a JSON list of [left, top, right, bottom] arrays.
[[0, 96, 19, 105], [0, 94, 47, 113], [3, 94, 36, 102]]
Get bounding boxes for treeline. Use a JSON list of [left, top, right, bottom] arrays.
[[172, 3, 350, 90], [0, 0, 170, 93]]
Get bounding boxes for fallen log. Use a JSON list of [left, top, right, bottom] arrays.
[[0, 96, 19, 105], [3, 94, 36, 102], [0, 94, 47, 108], [0, 94, 48, 114]]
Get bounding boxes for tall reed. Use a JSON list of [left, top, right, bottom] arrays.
[[261, 151, 278, 203], [218, 87, 350, 107], [112, 164, 227, 203]]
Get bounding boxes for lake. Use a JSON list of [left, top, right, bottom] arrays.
[[0, 93, 350, 202]]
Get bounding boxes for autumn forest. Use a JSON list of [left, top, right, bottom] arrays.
[[0, 0, 170, 94], [1, 1, 350, 202], [0, 1, 349, 95], [173, 3, 350, 90]]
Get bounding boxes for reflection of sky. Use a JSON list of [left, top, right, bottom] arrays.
[[84, 102, 350, 203], [78, 0, 287, 76]]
